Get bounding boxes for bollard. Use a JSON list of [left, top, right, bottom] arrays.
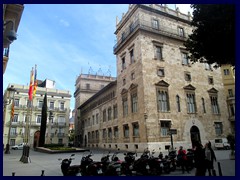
[[41, 170, 45, 176], [12, 172, 15, 176], [217, 162, 222, 176]]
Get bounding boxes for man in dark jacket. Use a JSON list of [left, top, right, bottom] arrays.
[[193, 141, 206, 176]]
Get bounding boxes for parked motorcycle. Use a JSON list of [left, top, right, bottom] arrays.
[[59, 154, 81, 176]]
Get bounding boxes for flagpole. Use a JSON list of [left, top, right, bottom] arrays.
[[20, 67, 34, 163]]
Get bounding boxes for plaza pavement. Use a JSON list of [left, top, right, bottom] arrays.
[[3, 148, 235, 176]]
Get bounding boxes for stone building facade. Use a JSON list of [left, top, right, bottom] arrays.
[[220, 65, 235, 134], [77, 4, 231, 152], [74, 73, 116, 146], [3, 79, 71, 147]]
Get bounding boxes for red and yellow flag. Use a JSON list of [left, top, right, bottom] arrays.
[[33, 65, 37, 98], [28, 67, 34, 101], [11, 101, 14, 119]]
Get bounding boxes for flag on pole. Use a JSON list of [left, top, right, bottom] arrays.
[[11, 101, 14, 119], [33, 65, 37, 98], [28, 67, 34, 101]]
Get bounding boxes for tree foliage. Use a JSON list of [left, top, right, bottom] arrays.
[[184, 4, 235, 67], [39, 93, 47, 147]]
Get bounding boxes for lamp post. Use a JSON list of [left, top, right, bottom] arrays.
[[4, 85, 16, 154]]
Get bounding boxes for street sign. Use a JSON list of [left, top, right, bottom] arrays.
[[169, 129, 177, 135]]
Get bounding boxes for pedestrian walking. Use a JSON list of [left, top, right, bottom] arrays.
[[177, 146, 189, 174], [193, 141, 206, 176], [205, 141, 217, 176]]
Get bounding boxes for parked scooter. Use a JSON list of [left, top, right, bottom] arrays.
[[121, 151, 137, 176], [80, 151, 103, 176], [131, 148, 151, 176], [59, 154, 81, 176], [104, 150, 123, 176]]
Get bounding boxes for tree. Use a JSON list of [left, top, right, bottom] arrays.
[[184, 4, 235, 67], [39, 93, 47, 147]]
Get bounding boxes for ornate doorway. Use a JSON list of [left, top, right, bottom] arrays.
[[190, 125, 201, 148]]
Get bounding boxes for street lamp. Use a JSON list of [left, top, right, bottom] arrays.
[[3, 20, 17, 43], [4, 85, 16, 154]]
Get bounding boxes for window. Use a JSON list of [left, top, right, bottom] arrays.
[[186, 93, 196, 113], [229, 104, 235, 116], [178, 27, 184, 37], [96, 130, 99, 140], [14, 99, 19, 107], [228, 89, 233, 97], [86, 83, 90, 90], [96, 113, 99, 124], [13, 114, 18, 122], [60, 102, 64, 110], [132, 123, 139, 137], [214, 122, 222, 136], [131, 93, 138, 113], [102, 129, 107, 139], [58, 116, 65, 124], [10, 127, 17, 136], [123, 124, 129, 138], [123, 97, 128, 117], [182, 52, 189, 65], [176, 95, 181, 112], [208, 76, 214, 85], [210, 96, 220, 114], [223, 69, 230, 75], [103, 109, 106, 122], [37, 115, 41, 123], [121, 31, 126, 41], [160, 121, 171, 137], [155, 46, 163, 60], [27, 100, 32, 108], [185, 72, 191, 81], [113, 105, 118, 119], [152, 19, 159, 29], [38, 100, 43, 108], [91, 115, 94, 125], [122, 57, 126, 70], [108, 128, 112, 139], [49, 101, 54, 110], [108, 107, 112, 121], [131, 72, 135, 80], [157, 90, 170, 112], [202, 98, 206, 113], [129, 22, 134, 32], [130, 49, 134, 64], [114, 126, 119, 138], [157, 68, 165, 77]]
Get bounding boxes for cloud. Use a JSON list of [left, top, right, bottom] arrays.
[[59, 19, 70, 27]]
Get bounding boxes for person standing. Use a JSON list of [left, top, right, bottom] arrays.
[[177, 146, 189, 174], [193, 141, 206, 176], [205, 141, 217, 176]]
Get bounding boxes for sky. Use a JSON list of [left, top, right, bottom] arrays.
[[3, 4, 192, 113]]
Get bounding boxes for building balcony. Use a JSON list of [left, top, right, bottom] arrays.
[[113, 18, 189, 54]]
